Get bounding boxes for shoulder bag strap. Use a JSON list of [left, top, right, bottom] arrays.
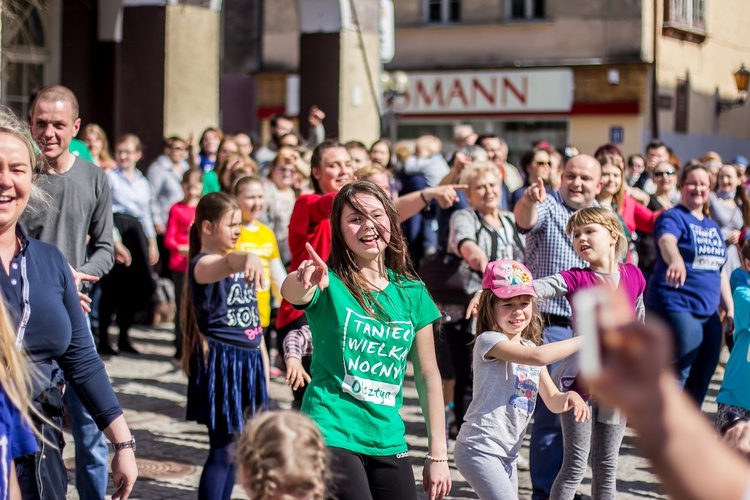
[[474, 211, 500, 262]]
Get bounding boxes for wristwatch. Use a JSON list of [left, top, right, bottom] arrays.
[[111, 436, 136, 453]]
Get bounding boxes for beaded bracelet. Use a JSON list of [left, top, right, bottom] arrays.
[[425, 454, 449, 463], [420, 190, 430, 206]]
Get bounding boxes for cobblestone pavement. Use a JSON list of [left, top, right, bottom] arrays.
[[63, 324, 723, 499]]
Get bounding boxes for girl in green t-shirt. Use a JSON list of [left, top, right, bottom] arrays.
[[281, 181, 451, 500]]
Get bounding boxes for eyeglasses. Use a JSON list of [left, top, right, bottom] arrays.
[[653, 170, 675, 178], [534, 161, 552, 166], [274, 166, 297, 174]]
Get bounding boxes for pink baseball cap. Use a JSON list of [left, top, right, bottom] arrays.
[[482, 260, 537, 299]]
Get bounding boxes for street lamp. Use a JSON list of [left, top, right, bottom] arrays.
[[716, 64, 750, 114], [381, 70, 410, 142]]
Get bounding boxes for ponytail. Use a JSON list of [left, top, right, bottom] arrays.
[[180, 192, 241, 375], [181, 222, 205, 375]]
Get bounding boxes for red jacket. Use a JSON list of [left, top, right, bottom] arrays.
[[277, 192, 337, 329]]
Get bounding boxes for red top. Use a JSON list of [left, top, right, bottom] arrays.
[[620, 194, 657, 234], [164, 202, 196, 274], [277, 192, 337, 328]]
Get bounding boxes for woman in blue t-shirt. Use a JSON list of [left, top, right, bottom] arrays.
[[645, 161, 734, 406]]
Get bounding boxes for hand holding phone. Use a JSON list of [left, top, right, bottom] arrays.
[[572, 286, 610, 378]]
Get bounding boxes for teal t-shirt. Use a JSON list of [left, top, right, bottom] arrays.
[[69, 138, 93, 162], [202, 170, 220, 195], [717, 286, 750, 411], [299, 269, 440, 455]]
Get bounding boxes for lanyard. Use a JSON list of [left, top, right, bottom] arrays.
[[14, 253, 30, 351]]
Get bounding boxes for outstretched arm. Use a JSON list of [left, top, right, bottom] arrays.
[[193, 251, 265, 289], [486, 336, 581, 366], [514, 177, 546, 230], [395, 184, 467, 221], [280, 242, 329, 305]]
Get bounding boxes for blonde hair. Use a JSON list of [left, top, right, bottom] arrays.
[[0, 295, 41, 439], [82, 123, 114, 165], [459, 160, 502, 187], [0, 108, 52, 220], [354, 164, 389, 181], [566, 207, 628, 260], [475, 291, 543, 346], [237, 411, 328, 500]]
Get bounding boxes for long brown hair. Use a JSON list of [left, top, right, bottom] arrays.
[[181, 192, 241, 375], [716, 164, 750, 227], [680, 160, 712, 218], [328, 181, 418, 321], [596, 152, 625, 213], [475, 290, 543, 346]]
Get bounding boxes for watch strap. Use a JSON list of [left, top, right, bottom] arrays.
[[111, 436, 136, 452]]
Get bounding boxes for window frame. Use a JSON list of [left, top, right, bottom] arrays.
[[505, 0, 545, 21], [663, 0, 707, 43], [1, 3, 52, 117], [423, 0, 461, 24]]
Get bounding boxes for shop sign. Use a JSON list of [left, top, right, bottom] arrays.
[[393, 69, 574, 114], [609, 126, 624, 144]]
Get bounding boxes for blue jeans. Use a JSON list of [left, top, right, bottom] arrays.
[[65, 315, 109, 499], [529, 324, 573, 500], [17, 414, 67, 500], [652, 309, 722, 407]]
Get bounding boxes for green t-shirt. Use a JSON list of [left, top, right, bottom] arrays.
[[69, 138, 94, 162], [202, 170, 220, 195], [299, 269, 440, 456]]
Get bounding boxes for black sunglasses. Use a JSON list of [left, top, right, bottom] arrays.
[[534, 161, 552, 166], [653, 170, 675, 178]]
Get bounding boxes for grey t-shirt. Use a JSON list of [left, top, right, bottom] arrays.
[[456, 331, 541, 458], [23, 156, 114, 278]]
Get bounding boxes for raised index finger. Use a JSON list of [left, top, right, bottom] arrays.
[[305, 242, 327, 267], [450, 184, 469, 192]]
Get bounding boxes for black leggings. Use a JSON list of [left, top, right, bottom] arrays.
[[442, 318, 474, 431], [327, 447, 416, 500]]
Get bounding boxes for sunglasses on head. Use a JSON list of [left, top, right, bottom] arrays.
[[653, 170, 675, 178]]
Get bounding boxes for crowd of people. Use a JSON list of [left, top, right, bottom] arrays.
[[0, 83, 748, 500]]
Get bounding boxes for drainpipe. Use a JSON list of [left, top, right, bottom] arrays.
[[650, 0, 660, 139]]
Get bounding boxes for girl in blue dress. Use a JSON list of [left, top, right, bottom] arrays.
[[181, 192, 269, 500]]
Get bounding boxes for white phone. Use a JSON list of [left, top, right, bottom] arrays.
[[572, 286, 610, 379]]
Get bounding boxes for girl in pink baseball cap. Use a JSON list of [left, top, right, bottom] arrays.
[[453, 259, 589, 499]]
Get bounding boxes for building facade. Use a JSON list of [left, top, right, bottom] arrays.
[[1, 0, 222, 164], [249, 0, 750, 162], [3, 0, 749, 163]]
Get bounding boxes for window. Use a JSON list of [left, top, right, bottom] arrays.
[[674, 80, 689, 134], [2, 2, 50, 117], [507, 0, 545, 20], [663, 0, 707, 42], [425, 0, 460, 23]]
